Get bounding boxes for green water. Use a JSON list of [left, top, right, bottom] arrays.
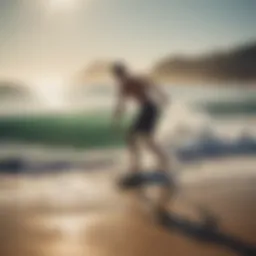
[[1, 96, 255, 149], [0, 112, 131, 149], [199, 99, 256, 115]]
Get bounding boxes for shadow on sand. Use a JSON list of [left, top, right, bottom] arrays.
[[159, 211, 256, 256]]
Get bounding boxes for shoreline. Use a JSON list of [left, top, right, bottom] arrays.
[[0, 156, 255, 256]]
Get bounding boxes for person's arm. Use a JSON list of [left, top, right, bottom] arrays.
[[113, 88, 125, 127]]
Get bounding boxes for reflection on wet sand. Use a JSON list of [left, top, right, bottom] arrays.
[[0, 162, 256, 256]]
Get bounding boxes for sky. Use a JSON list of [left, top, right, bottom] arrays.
[[0, 0, 255, 84]]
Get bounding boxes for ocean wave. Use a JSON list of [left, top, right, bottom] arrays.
[[0, 143, 118, 174], [1, 129, 256, 174]]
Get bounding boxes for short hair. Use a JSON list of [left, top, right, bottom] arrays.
[[112, 62, 127, 74]]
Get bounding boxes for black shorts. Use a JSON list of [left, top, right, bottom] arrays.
[[130, 100, 160, 135]]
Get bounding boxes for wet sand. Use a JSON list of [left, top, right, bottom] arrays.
[[0, 158, 255, 256]]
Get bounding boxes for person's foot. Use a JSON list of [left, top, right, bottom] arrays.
[[156, 208, 172, 226], [118, 173, 144, 189]]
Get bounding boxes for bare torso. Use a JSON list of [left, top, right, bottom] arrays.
[[120, 76, 150, 104]]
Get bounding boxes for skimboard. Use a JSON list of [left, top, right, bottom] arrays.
[[118, 171, 174, 189]]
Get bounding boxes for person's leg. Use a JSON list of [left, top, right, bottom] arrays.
[[143, 135, 169, 172], [143, 134, 176, 212], [127, 132, 141, 173]]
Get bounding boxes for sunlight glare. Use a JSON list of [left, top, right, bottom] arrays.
[[34, 77, 65, 109]]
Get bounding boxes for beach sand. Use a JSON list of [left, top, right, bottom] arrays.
[[0, 157, 255, 256]]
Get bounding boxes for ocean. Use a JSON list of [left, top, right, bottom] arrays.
[[0, 84, 255, 173]]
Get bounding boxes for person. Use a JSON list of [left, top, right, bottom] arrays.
[[111, 62, 170, 174]]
